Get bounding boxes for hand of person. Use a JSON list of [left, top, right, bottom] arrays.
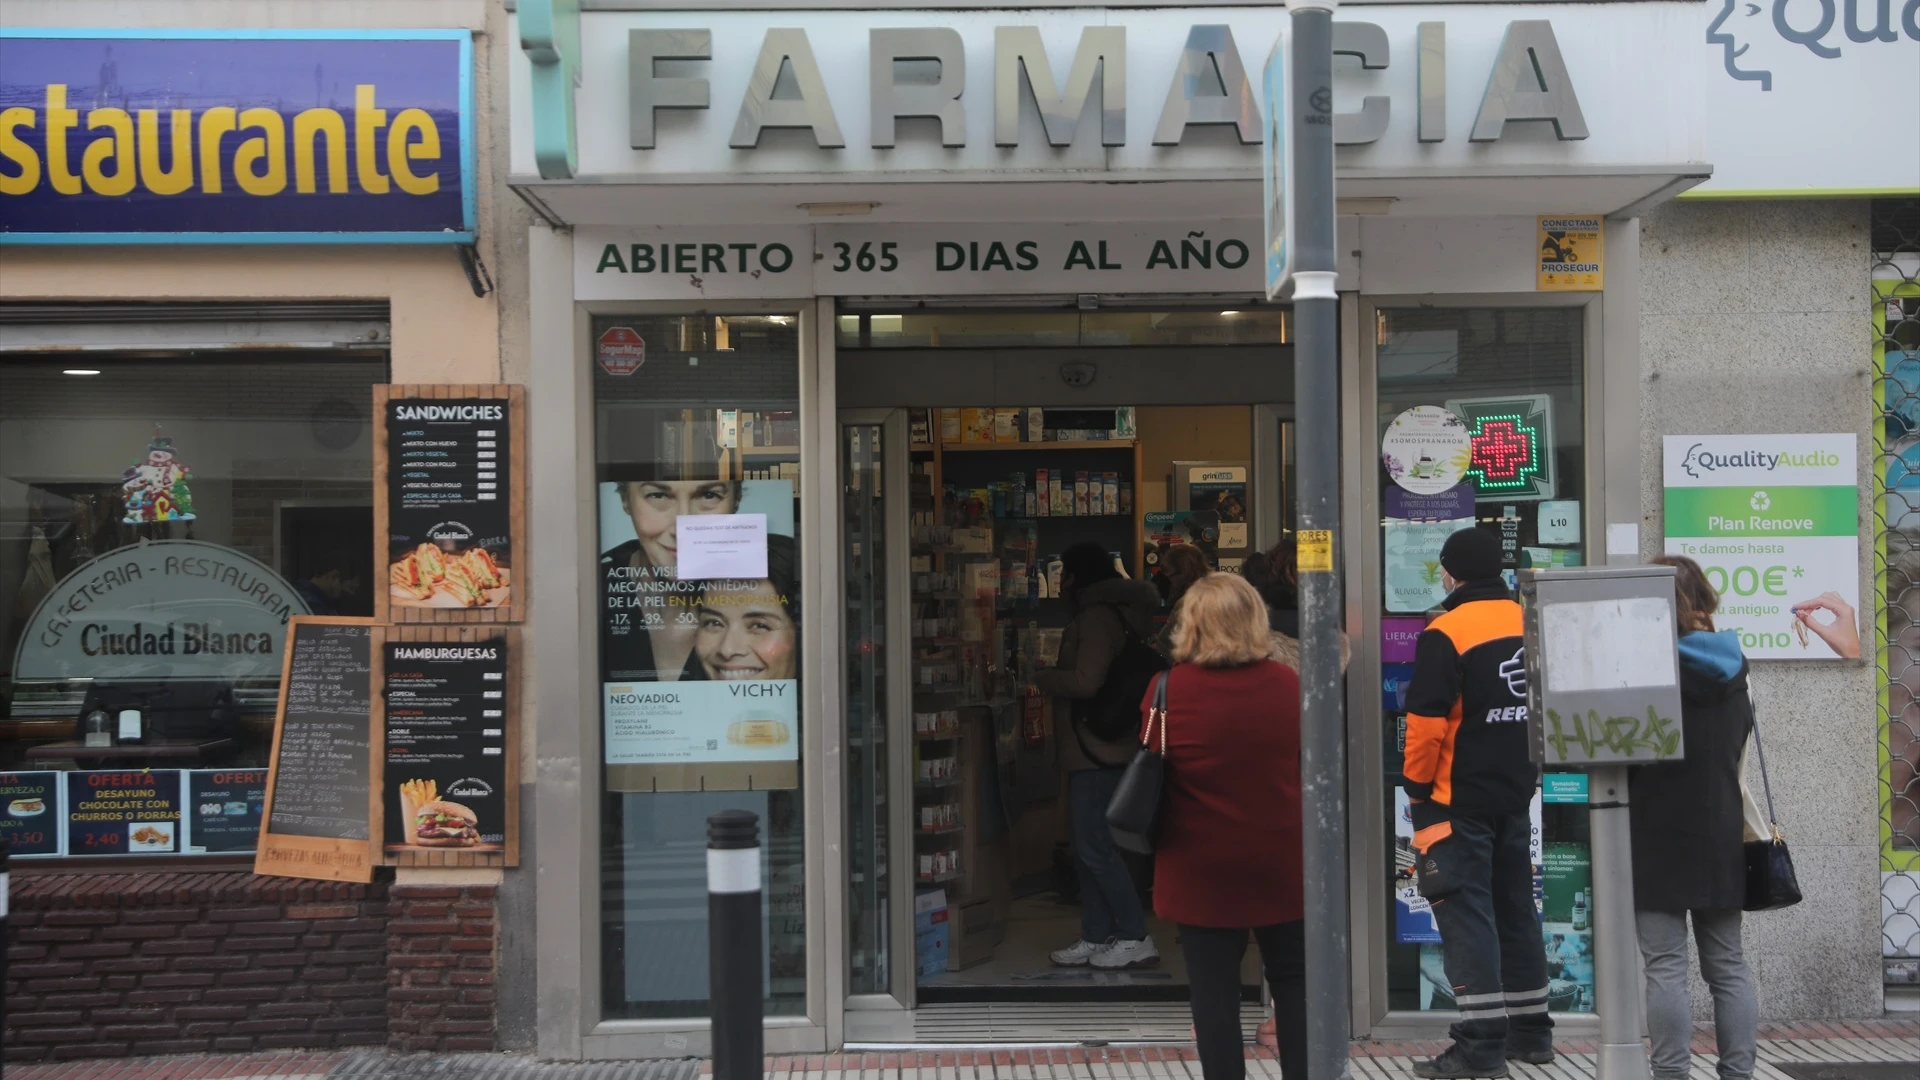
[[1792, 591, 1861, 659]]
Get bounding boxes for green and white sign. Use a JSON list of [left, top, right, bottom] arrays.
[[1662, 434, 1860, 661]]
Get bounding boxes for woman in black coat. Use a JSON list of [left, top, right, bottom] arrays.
[[1631, 556, 1758, 1080]]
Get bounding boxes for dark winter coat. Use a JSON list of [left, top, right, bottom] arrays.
[[1629, 630, 1754, 913], [1036, 575, 1161, 770]]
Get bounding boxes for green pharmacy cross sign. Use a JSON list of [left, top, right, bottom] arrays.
[[1445, 393, 1558, 501]]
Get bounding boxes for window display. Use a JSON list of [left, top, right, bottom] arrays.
[[591, 314, 807, 1020], [1375, 307, 1592, 1013], [0, 354, 384, 861]]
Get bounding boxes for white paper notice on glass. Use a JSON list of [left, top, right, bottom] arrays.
[[676, 513, 769, 580], [1537, 501, 1580, 546], [1542, 598, 1678, 693]]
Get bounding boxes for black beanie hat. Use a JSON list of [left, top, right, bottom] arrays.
[[1440, 526, 1503, 583]]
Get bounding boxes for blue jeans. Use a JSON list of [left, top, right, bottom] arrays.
[[1069, 768, 1148, 943]]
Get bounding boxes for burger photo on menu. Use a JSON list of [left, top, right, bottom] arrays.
[[393, 778, 502, 851], [412, 800, 480, 847]]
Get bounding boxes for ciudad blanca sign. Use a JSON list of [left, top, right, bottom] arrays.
[[515, 6, 1702, 180], [14, 540, 311, 683], [0, 30, 476, 242]]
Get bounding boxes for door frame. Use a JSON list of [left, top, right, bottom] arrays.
[[1346, 290, 1613, 1038], [837, 407, 917, 1016]]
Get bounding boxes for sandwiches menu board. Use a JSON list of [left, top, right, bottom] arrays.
[[378, 628, 517, 864], [255, 616, 376, 882], [375, 385, 525, 624]]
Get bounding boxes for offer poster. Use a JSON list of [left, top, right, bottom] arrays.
[[0, 771, 60, 856], [185, 769, 268, 854], [66, 770, 182, 855], [599, 477, 799, 791], [1662, 435, 1861, 660]]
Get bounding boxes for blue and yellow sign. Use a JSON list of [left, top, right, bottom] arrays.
[[0, 30, 473, 244]]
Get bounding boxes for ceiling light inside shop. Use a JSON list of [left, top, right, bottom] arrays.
[[63, 368, 102, 376], [801, 202, 879, 217], [1220, 310, 1241, 316]]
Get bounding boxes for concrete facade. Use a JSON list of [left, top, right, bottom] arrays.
[[1638, 199, 1881, 1019]]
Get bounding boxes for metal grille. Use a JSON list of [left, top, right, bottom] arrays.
[[1873, 197, 1920, 984], [881, 1001, 1265, 1045]]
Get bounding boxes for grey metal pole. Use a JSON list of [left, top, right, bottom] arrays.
[[1287, 3, 1349, 1079], [1588, 767, 1651, 1080], [708, 810, 763, 1076]]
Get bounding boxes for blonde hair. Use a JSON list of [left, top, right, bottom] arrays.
[[1170, 573, 1273, 668]]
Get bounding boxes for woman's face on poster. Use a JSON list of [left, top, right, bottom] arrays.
[[694, 581, 798, 681], [621, 480, 738, 568]]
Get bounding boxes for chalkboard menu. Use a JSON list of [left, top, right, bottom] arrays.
[[377, 627, 518, 866], [255, 617, 376, 882], [375, 386, 524, 624]]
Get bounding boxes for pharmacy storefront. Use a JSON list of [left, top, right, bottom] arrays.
[[513, 0, 1708, 1057]]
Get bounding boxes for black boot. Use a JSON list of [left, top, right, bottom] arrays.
[[1505, 1040, 1554, 1066], [1414, 1045, 1511, 1079]]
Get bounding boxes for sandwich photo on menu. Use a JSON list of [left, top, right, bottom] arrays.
[[388, 542, 511, 610]]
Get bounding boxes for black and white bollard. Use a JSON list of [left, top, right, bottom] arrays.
[[2, 835, 10, 1034], [707, 810, 762, 1076]]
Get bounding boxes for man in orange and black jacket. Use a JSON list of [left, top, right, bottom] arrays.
[[1403, 527, 1552, 1079]]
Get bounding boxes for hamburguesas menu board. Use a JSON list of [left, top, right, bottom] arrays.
[[256, 617, 376, 882], [380, 390, 518, 618], [383, 637, 510, 856]]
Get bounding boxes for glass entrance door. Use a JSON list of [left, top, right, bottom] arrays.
[[842, 410, 911, 1004]]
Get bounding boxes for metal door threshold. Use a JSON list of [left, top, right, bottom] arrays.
[[846, 1001, 1265, 1046]]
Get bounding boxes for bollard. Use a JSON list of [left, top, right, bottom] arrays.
[[1, 835, 10, 1035], [707, 810, 762, 1076]]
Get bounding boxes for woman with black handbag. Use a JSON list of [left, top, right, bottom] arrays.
[[1632, 556, 1763, 1080], [1139, 573, 1305, 1080]]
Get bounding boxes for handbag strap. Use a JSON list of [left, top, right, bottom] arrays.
[[1749, 698, 1783, 840], [1144, 671, 1169, 755]]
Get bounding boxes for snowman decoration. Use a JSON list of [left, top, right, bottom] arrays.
[[121, 429, 197, 523]]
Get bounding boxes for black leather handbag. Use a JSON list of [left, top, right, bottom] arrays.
[[1743, 708, 1803, 912], [1106, 671, 1169, 856]]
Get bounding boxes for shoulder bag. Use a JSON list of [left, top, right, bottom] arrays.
[[1743, 703, 1803, 912], [1078, 604, 1171, 742], [1106, 670, 1169, 856]]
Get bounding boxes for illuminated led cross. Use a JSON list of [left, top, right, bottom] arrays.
[[1469, 415, 1539, 491]]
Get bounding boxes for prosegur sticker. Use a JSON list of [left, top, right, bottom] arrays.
[[1538, 216, 1604, 292]]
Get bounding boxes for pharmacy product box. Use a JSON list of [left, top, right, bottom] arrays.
[[949, 898, 998, 970], [916, 921, 951, 977]]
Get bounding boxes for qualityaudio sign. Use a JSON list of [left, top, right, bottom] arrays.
[[1663, 434, 1862, 660], [0, 30, 474, 242]]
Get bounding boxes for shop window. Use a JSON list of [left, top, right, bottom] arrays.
[[1374, 307, 1594, 1014], [591, 314, 807, 1020], [0, 354, 384, 861], [837, 308, 1287, 349]]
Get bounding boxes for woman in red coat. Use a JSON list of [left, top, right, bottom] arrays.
[[1147, 572, 1305, 1079]]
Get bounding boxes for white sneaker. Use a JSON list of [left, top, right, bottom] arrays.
[[1090, 937, 1159, 970], [1049, 939, 1110, 966]]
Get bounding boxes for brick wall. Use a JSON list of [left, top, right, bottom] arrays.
[[385, 885, 497, 1054], [2, 873, 501, 1063]]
